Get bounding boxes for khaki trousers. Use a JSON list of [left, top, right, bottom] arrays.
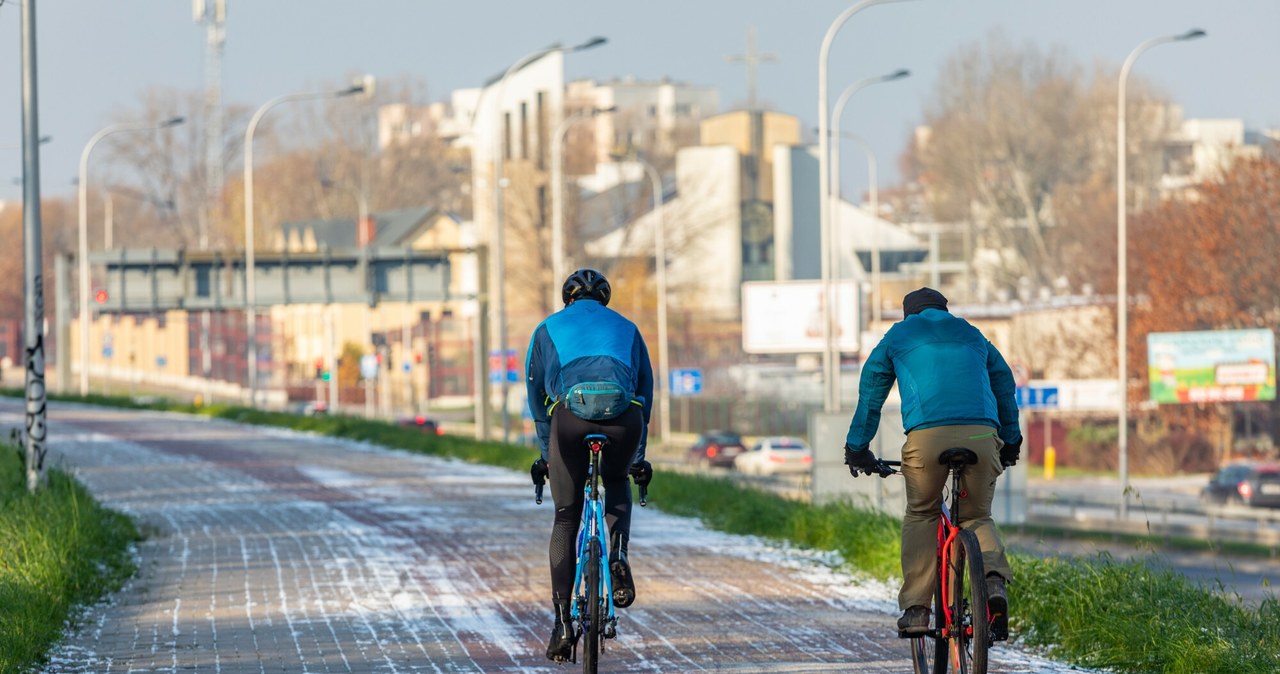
[[898, 424, 1011, 610]]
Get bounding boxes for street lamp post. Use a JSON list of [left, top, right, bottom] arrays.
[[817, 0, 915, 412], [490, 37, 606, 442], [78, 117, 183, 395], [828, 69, 908, 405], [1116, 28, 1204, 518], [551, 105, 615, 300], [243, 82, 366, 408], [637, 159, 671, 450]]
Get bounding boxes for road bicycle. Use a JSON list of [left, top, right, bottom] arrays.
[[535, 433, 647, 674], [871, 449, 993, 674]]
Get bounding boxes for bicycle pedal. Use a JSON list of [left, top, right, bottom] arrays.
[[604, 621, 618, 639]]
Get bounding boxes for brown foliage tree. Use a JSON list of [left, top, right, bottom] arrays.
[[1127, 157, 1280, 464]]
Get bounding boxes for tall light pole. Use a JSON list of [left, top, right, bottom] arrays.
[[551, 105, 615, 300], [1116, 28, 1204, 519], [637, 159, 671, 450], [490, 36, 606, 442], [828, 69, 908, 406], [78, 117, 184, 395], [244, 82, 367, 408], [817, 0, 915, 412]]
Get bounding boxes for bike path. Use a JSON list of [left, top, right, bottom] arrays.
[[5, 400, 1086, 673]]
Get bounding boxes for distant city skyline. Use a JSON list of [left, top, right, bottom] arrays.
[[1, 0, 1277, 207]]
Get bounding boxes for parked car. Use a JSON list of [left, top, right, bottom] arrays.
[[1200, 462, 1280, 508], [733, 436, 814, 476], [687, 430, 746, 469], [398, 415, 443, 436], [293, 400, 328, 416]]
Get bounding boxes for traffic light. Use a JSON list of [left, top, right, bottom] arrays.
[[94, 289, 108, 304], [313, 358, 324, 380], [321, 369, 331, 382]]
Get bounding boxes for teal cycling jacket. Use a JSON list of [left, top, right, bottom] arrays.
[[845, 308, 1021, 450], [525, 299, 655, 461]]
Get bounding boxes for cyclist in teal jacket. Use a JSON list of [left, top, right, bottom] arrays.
[[526, 268, 654, 662], [843, 287, 1021, 640]]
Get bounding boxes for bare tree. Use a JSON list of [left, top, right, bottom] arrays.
[[912, 31, 1174, 297]]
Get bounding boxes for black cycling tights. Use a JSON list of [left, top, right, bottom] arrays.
[[547, 405, 644, 602]]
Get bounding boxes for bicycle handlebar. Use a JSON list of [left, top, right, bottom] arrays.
[[533, 479, 650, 506], [862, 459, 900, 478]]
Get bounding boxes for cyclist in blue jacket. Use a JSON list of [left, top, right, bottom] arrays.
[[526, 268, 654, 663], [843, 287, 1021, 640]]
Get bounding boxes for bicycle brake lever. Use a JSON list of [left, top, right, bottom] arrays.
[[535, 483, 544, 505], [638, 484, 648, 507]]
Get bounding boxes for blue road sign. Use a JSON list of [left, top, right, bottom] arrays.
[[1016, 386, 1060, 410], [490, 349, 520, 384], [670, 368, 703, 397]]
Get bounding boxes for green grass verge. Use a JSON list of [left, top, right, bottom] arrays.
[[12, 389, 1280, 673], [0, 443, 140, 674]]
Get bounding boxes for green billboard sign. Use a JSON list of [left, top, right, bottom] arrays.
[[1147, 329, 1276, 404]]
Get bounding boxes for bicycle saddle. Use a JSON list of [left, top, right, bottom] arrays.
[[938, 447, 979, 466]]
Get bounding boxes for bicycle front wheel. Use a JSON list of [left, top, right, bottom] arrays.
[[945, 529, 990, 674], [582, 537, 602, 674]]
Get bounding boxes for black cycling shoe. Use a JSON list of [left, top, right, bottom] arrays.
[[546, 601, 576, 663], [610, 531, 635, 608], [610, 556, 635, 608], [987, 574, 1009, 641]]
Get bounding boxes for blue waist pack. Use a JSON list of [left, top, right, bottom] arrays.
[[563, 381, 631, 421]]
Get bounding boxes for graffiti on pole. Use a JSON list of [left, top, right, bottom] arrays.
[[25, 284, 47, 488]]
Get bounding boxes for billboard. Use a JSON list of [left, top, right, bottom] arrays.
[[742, 280, 860, 354], [1147, 329, 1276, 404]]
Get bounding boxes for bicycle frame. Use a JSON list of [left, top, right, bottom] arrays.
[[570, 435, 616, 629]]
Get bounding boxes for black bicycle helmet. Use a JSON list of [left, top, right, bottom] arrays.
[[562, 268, 611, 306]]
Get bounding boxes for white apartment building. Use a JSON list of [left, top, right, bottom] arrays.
[[564, 77, 719, 164]]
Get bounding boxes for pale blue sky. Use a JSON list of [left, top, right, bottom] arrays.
[[2, 0, 1277, 205]]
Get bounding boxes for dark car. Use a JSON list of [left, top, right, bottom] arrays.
[[1200, 462, 1280, 508], [687, 430, 746, 469], [398, 415, 443, 436]]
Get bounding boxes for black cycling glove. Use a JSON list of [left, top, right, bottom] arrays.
[[844, 444, 883, 477], [1000, 438, 1022, 468], [530, 457, 549, 486], [629, 460, 653, 488]]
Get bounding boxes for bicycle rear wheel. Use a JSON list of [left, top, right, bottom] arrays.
[[945, 529, 990, 674], [582, 537, 602, 674]]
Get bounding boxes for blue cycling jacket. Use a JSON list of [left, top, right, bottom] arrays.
[[845, 308, 1021, 449], [525, 299, 654, 461]]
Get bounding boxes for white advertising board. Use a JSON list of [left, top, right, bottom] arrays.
[[742, 281, 861, 354]]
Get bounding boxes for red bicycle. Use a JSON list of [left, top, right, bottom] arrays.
[[876, 449, 994, 674]]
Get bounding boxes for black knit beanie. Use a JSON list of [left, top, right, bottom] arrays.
[[902, 287, 948, 316]]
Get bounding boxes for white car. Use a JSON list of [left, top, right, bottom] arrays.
[[733, 436, 813, 476]]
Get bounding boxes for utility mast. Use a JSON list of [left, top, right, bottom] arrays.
[[193, 0, 225, 250], [194, 0, 224, 405]]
